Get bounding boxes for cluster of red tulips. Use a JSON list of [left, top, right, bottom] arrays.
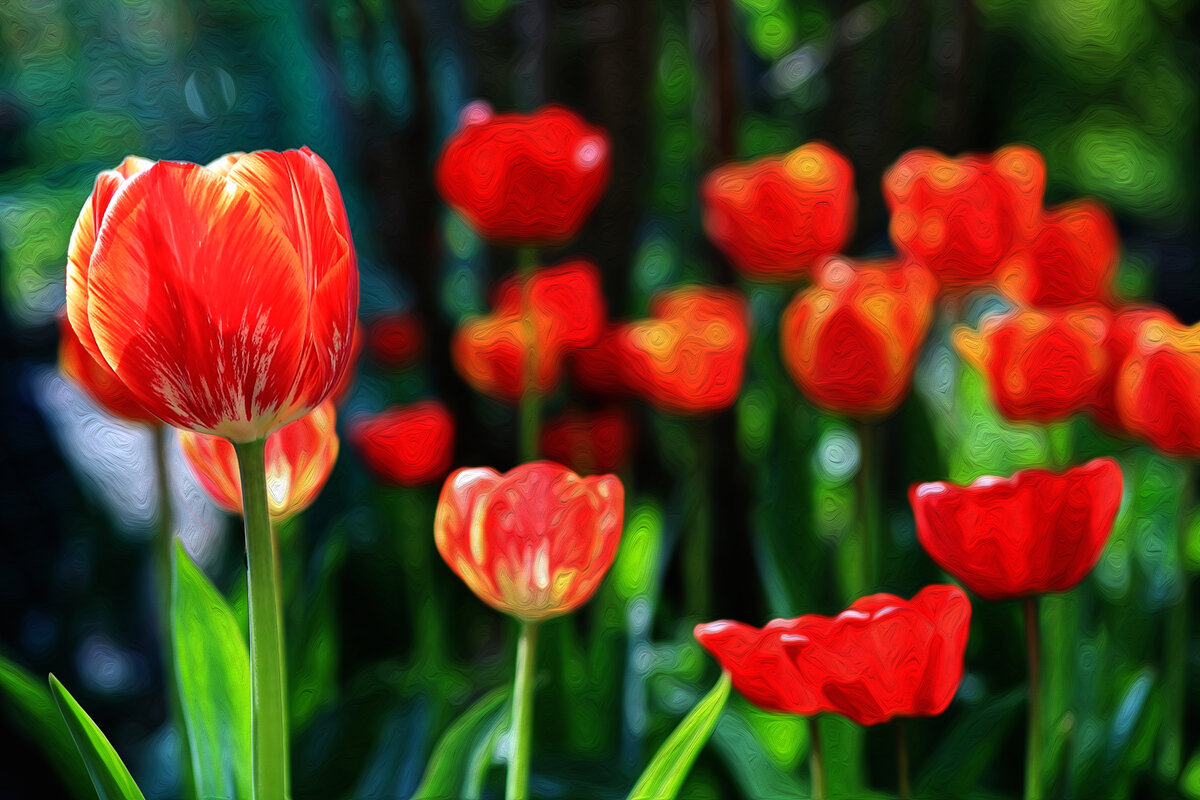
[[47, 99, 1198, 800]]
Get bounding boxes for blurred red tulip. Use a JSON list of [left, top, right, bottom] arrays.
[[911, 458, 1123, 600], [694, 585, 971, 725], [1001, 200, 1120, 308], [435, 103, 610, 246], [569, 325, 634, 397], [453, 260, 605, 401], [349, 401, 455, 486], [366, 312, 424, 368], [1091, 305, 1175, 435], [620, 286, 749, 415], [540, 407, 634, 475], [435, 461, 624, 621], [781, 258, 936, 418], [58, 311, 158, 425], [884, 145, 1044, 290], [701, 142, 856, 281], [955, 307, 1109, 422], [1116, 315, 1200, 456], [65, 148, 359, 441], [179, 399, 339, 520]]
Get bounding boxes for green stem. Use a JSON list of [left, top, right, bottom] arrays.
[[896, 719, 910, 800], [809, 716, 826, 800], [234, 439, 290, 800], [684, 419, 713, 619], [1160, 462, 1194, 780], [518, 247, 541, 462], [856, 418, 881, 591], [507, 621, 540, 800], [1025, 596, 1043, 800]]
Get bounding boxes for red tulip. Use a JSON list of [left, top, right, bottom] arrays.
[[781, 258, 936, 417], [435, 103, 610, 245], [349, 401, 455, 486], [1091, 305, 1175, 435], [694, 585, 971, 725], [58, 311, 158, 425], [65, 148, 359, 442], [911, 458, 1123, 600], [366, 312, 424, 368], [1115, 315, 1200, 456], [178, 399, 339, 520], [701, 142, 856, 281], [1001, 200, 1120, 308], [954, 307, 1109, 422], [453, 260, 605, 401], [540, 407, 634, 475], [620, 286, 749, 414], [434, 461, 624, 621], [884, 145, 1044, 290]]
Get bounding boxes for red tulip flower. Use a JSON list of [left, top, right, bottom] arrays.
[[954, 307, 1110, 422], [366, 312, 424, 368], [58, 311, 159, 426], [701, 142, 856, 281], [1001, 200, 1120, 309], [349, 401, 456, 486], [179, 399, 340, 520], [694, 585, 971, 725], [65, 148, 359, 441], [435, 461, 623, 621], [911, 458, 1123, 600], [781, 258, 937, 418], [453, 260, 605, 401], [540, 407, 634, 475], [884, 145, 1044, 290], [1090, 305, 1175, 435], [1116, 315, 1200, 457], [435, 103, 611, 246]]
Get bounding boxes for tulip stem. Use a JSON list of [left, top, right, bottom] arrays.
[[808, 717, 826, 800], [1024, 596, 1043, 800], [507, 620, 540, 800], [235, 438, 290, 800], [684, 418, 714, 619], [896, 718, 910, 800], [518, 247, 541, 462], [856, 418, 881, 590], [1160, 461, 1194, 780]]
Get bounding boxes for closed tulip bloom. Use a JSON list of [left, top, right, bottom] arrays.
[[65, 148, 358, 442], [1116, 315, 1200, 457], [435, 103, 610, 245], [701, 142, 856, 281], [435, 461, 624, 621], [1090, 305, 1175, 435], [540, 407, 634, 475], [911, 458, 1123, 600], [955, 307, 1109, 422], [58, 311, 158, 425], [781, 258, 936, 418], [1001, 200, 1120, 309], [349, 401, 455, 486], [694, 585, 971, 726], [366, 312, 424, 368], [179, 399, 339, 520]]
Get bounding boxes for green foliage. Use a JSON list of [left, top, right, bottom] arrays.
[[49, 675, 146, 800]]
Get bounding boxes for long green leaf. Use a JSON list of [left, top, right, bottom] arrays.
[[172, 540, 252, 800], [0, 655, 94, 799], [626, 670, 732, 800], [410, 686, 509, 800], [49, 674, 146, 800]]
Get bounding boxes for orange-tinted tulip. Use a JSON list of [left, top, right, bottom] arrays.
[[179, 400, 339, 520], [435, 461, 624, 621], [620, 286, 749, 415], [366, 312, 424, 368], [1091, 305, 1175, 436], [435, 103, 610, 246], [701, 142, 855, 281], [58, 311, 158, 425], [911, 458, 1123, 600], [540, 407, 634, 475], [1116, 314, 1200, 457], [884, 146, 1043, 290], [955, 307, 1109, 422], [781, 258, 936, 418], [349, 401, 455, 486], [453, 260, 605, 401], [1001, 200, 1120, 309], [66, 149, 359, 442]]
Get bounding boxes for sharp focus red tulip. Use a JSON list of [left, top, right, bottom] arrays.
[[540, 407, 634, 475], [178, 399, 339, 520], [349, 401, 455, 486], [58, 311, 158, 425], [884, 146, 1044, 290], [701, 142, 856, 281], [781, 258, 936, 418], [434, 461, 624, 622], [954, 307, 1109, 422], [366, 312, 425, 368], [694, 585, 971, 725], [453, 260, 605, 401], [435, 103, 611, 246], [1115, 315, 1200, 456], [910, 458, 1123, 600], [1001, 200, 1120, 308], [1091, 305, 1175, 436], [65, 149, 359, 442]]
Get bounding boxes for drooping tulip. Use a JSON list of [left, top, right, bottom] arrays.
[[694, 585, 971, 725], [1115, 314, 1200, 457], [1001, 200, 1120, 309], [910, 458, 1123, 600], [435, 103, 611, 246], [349, 401, 456, 486]]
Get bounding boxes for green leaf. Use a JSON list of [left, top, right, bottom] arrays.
[[172, 540, 252, 800], [410, 686, 509, 800], [917, 688, 1025, 796], [626, 670, 732, 800], [710, 697, 808, 798], [48, 674, 146, 800], [0, 655, 94, 800]]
